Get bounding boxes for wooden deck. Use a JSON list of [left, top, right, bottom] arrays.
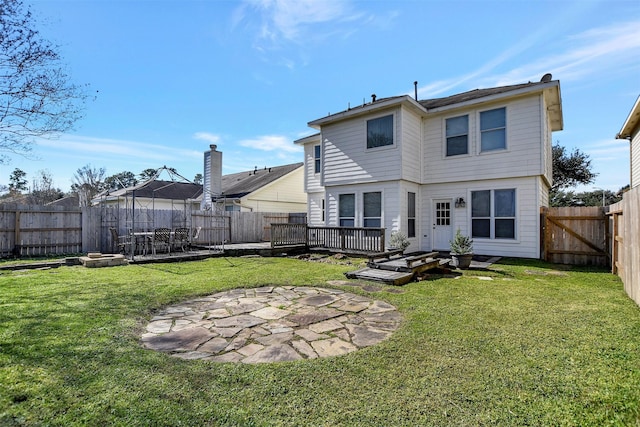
[[346, 252, 449, 285]]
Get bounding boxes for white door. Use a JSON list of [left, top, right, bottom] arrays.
[[433, 199, 453, 250]]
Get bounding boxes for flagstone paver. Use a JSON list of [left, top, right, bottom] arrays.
[[141, 286, 401, 364]]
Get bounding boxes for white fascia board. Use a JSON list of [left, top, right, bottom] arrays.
[[617, 95, 640, 139], [308, 95, 425, 129], [294, 133, 321, 145]]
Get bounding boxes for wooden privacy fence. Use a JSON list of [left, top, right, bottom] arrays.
[[0, 205, 306, 257], [608, 186, 640, 306], [271, 224, 386, 253], [0, 206, 83, 257], [540, 206, 609, 266]]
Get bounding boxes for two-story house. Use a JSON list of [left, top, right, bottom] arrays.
[[296, 75, 563, 258]]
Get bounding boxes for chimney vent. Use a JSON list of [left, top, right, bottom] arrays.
[[414, 81, 418, 101], [371, 94, 376, 103]]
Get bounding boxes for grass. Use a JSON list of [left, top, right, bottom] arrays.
[[1, 256, 639, 426]]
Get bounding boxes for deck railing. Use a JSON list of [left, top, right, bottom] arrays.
[[271, 223, 386, 253]]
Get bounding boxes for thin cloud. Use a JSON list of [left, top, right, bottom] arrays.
[[417, 19, 640, 98], [238, 135, 302, 153], [236, 0, 370, 66], [193, 132, 221, 144], [35, 135, 202, 162]]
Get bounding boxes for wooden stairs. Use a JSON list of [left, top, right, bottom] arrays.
[[345, 251, 450, 285]]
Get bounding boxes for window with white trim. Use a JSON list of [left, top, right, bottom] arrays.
[[363, 192, 381, 227], [339, 194, 355, 227], [367, 115, 393, 149], [314, 145, 321, 174], [480, 107, 506, 151], [471, 189, 516, 239], [446, 115, 468, 156]]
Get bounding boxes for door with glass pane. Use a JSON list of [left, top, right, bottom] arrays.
[[433, 199, 452, 250]]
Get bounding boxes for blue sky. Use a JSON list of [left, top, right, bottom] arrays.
[[2, 0, 639, 193]]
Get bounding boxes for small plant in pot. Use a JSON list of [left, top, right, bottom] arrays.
[[450, 229, 473, 269]]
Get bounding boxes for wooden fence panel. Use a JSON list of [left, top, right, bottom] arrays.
[[0, 205, 83, 257], [0, 205, 305, 258], [541, 206, 608, 266], [608, 187, 640, 306]]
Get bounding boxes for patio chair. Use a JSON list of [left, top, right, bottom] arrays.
[[192, 226, 202, 242], [109, 227, 131, 254], [173, 227, 190, 252], [152, 227, 171, 255]]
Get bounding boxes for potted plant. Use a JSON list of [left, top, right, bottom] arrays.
[[450, 229, 473, 269]]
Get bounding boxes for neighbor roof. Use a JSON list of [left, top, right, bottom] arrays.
[[218, 162, 303, 199], [104, 180, 203, 200]]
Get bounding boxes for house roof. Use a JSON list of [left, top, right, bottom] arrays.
[[219, 162, 303, 199], [103, 180, 203, 201], [308, 76, 563, 131], [616, 95, 640, 139], [419, 81, 549, 109]]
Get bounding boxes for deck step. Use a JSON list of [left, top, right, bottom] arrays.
[[345, 268, 415, 286]]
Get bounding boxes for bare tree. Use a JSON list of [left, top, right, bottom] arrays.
[[71, 164, 105, 207], [0, 0, 88, 163], [28, 169, 63, 204]]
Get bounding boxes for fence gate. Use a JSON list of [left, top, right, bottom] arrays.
[[541, 206, 609, 266]]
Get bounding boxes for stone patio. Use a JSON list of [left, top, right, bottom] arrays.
[[141, 286, 401, 363]]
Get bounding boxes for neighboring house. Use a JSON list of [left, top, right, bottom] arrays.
[[96, 146, 306, 214], [201, 145, 306, 213], [296, 75, 563, 258], [215, 163, 305, 212], [616, 95, 640, 189], [93, 179, 203, 211]]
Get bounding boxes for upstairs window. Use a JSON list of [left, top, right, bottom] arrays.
[[446, 115, 468, 156], [339, 193, 355, 227], [367, 115, 394, 149], [313, 145, 321, 174], [363, 192, 382, 227], [480, 107, 506, 151]]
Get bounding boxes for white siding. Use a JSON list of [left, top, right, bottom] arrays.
[[631, 127, 640, 188], [322, 107, 403, 186], [307, 191, 325, 226], [303, 139, 323, 193], [424, 95, 545, 184], [420, 176, 544, 258], [400, 106, 422, 183], [542, 94, 553, 186]]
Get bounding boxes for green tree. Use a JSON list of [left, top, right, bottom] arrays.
[[551, 143, 597, 191], [139, 168, 158, 182], [8, 168, 28, 194], [550, 143, 598, 206], [0, 0, 88, 163], [104, 171, 138, 190], [193, 173, 203, 185]]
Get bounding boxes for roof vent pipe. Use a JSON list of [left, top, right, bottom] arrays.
[[371, 93, 376, 103], [414, 81, 418, 101]]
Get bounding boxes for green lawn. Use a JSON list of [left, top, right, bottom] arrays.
[[1, 256, 639, 426]]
